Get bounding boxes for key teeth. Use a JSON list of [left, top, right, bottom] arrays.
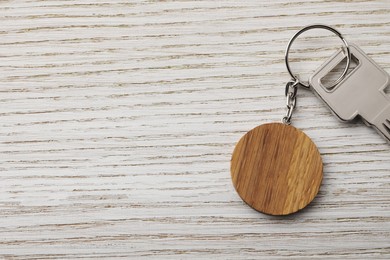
[[383, 119, 390, 136]]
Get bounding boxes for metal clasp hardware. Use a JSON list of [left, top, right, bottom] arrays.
[[282, 79, 299, 125]]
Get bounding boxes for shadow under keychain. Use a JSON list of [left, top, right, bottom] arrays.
[[230, 25, 353, 215]]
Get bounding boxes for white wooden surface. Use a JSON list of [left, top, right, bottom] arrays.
[[1, 0, 390, 259]]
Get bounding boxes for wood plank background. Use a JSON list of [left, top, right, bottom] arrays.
[[0, 0, 389, 259]]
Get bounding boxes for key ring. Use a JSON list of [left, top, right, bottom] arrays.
[[285, 24, 351, 89]]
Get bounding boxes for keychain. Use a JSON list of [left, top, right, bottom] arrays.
[[230, 24, 390, 216]]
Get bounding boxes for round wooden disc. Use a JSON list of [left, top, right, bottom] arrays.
[[231, 123, 323, 215]]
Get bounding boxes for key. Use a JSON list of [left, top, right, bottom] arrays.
[[309, 43, 390, 143]]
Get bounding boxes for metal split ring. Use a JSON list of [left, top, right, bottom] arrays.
[[285, 24, 351, 89]]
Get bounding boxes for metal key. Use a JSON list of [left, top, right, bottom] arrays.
[[309, 43, 390, 143]]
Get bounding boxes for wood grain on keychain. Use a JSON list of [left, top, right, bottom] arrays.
[[231, 123, 323, 215]]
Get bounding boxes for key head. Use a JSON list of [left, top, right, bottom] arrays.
[[309, 43, 390, 122]]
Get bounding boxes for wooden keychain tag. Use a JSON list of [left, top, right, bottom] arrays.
[[229, 25, 352, 215], [231, 123, 323, 215]]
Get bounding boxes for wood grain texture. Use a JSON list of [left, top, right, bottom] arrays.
[[231, 123, 323, 215], [0, 0, 389, 259]]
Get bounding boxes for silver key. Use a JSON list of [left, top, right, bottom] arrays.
[[309, 43, 390, 143]]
